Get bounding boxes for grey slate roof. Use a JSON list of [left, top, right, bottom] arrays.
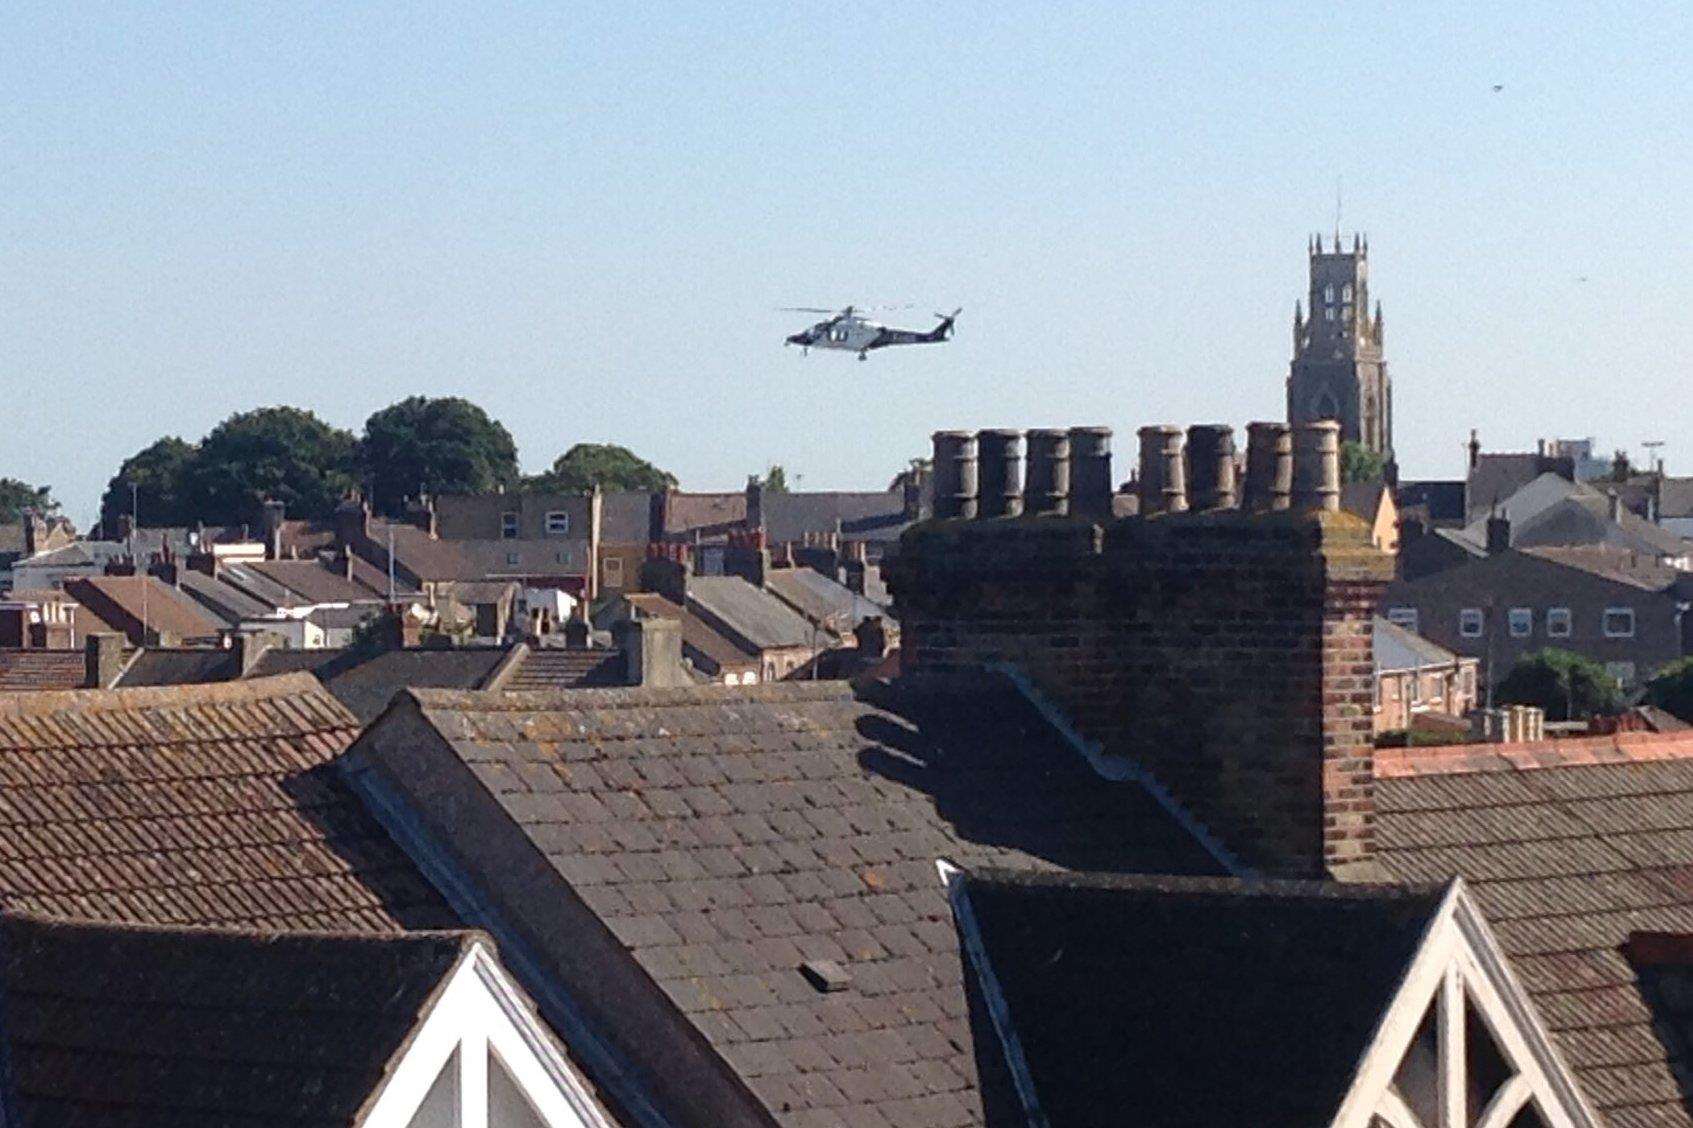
[[1373, 741, 1693, 1126], [1662, 479, 1693, 521], [1373, 616, 1463, 674], [761, 492, 916, 544], [687, 575, 816, 651], [0, 913, 472, 1126], [764, 567, 888, 632], [248, 645, 514, 723], [955, 869, 1446, 1127], [176, 567, 273, 623], [355, 678, 1221, 1127]]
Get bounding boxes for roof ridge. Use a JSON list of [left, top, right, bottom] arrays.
[[0, 671, 344, 718], [964, 867, 1448, 901], [1377, 729, 1693, 778], [409, 680, 855, 711], [0, 908, 485, 949]]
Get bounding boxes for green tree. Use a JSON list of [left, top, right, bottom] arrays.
[[757, 464, 790, 493], [97, 436, 196, 534], [182, 407, 358, 524], [1340, 441, 1385, 484], [359, 396, 520, 515], [1646, 657, 1693, 722], [0, 479, 57, 523], [528, 443, 677, 493], [1496, 648, 1624, 721]]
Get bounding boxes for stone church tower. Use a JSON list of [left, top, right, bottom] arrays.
[[1287, 232, 1392, 468]]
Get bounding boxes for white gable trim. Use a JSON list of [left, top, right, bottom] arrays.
[[358, 941, 615, 1128], [1330, 879, 1602, 1128]]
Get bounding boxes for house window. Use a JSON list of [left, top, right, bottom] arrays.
[[555, 551, 570, 565], [1342, 282, 1354, 302], [500, 511, 519, 539], [1459, 609, 1484, 638], [1508, 608, 1532, 638], [1324, 306, 1337, 321], [603, 556, 625, 588], [1386, 607, 1419, 633], [1603, 607, 1636, 638], [1546, 607, 1571, 637], [1323, 284, 1335, 303], [506, 552, 520, 566], [1606, 661, 1636, 687], [544, 511, 571, 536]]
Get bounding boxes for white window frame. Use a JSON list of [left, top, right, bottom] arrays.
[[1387, 607, 1419, 633], [602, 556, 624, 588], [1546, 608, 1571, 638], [500, 511, 520, 540], [544, 511, 571, 537], [1602, 607, 1635, 638], [1459, 609, 1484, 638], [1605, 661, 1636, 688], [1507, 608, 1532, 639]]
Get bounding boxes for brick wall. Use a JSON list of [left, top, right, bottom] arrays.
[[889, 507, 1392, 878]]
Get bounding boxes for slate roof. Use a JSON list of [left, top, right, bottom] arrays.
[[599, 491, 657, 543], [0, 674, 453, 931], [1398, 479, 1467, 524], [623, 592, 757, 674], [176, 567, 273, 623], [363, 679, 1221, 1127], [1373, 616, 1465, 674], [761, 492, 916, 544], [688, 575, 816, 651], [764, 567, 889, 632], [0, 650, 85, 691], [248, 645, 514, 723], [243, 558, 388, 604], [1372, 731, 1693, 1127], [114, 647, 239, 687], [1662, 479, 1693, 521], [0, 913, 472, 1126], [1469, 453, 1574, 522], [499, 647, 627, 691], [64, 575, 226, 642], [1341, 480, 1389, 522], [1521, 546, 1686, 593], [954, 869, 1445, 1127]]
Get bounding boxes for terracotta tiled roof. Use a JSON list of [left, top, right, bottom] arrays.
[[1372, 729, 1693, 1126], [365, 679, 1220, 1127], [0, 650, 85, 691], [0, 674, 453, 932], [0, 912, 472, 1126]]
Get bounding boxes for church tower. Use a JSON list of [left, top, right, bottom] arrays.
[[1288, 232, 1392, 467]]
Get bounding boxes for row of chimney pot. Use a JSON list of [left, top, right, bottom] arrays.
[[930, 421, 1341, 519]]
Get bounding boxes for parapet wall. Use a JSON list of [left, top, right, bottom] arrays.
[[889, 421, 1393, 878]]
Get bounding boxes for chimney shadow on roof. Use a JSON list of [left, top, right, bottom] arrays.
[[850, 680, 1217, 876]]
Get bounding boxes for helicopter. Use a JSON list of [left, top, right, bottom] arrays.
[[783, 305, 961, 360]]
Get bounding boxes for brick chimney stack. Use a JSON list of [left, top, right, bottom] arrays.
[[892, 417, 1394, 879]]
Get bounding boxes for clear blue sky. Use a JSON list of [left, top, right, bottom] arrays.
[[5, 3, 1690, 524]]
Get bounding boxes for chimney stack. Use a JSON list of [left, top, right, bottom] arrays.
[[1137, 426, 1187, 515], [1186, 425, 1238, 511], [1292, 422, 1342, 512], [932, 431, 979, 519], [975, 429, 1025, 518], [614, 615, 688, 687], [1024, 429, 1071, 516], [1067, 427, 1113, 519], [262, 499, 286, 560], [1243, 422, 1293, 512], [85, 633, 124, 689]]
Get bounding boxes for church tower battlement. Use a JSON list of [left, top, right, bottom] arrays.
[[1288, 232, 1393, 468]]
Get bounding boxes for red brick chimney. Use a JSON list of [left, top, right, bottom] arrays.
[[890, 421, 1392, 879]]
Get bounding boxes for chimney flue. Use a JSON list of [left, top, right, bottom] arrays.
[[1292, 421, 1342, 512], [975, 429, 1025, 518], [1137, 426, 1187, 515], [931, 431, 979, 520], [1024, 429, 1071, 516], [1067, 427, 1113, 519], [1186, 425, 1238, 511], [1244, 422, 1293, 512]]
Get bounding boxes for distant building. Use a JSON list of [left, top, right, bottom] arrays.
[[1383, 546, 1693, 692], [1373, 615, 1479, 735], [1288, 232, 1392, 468]]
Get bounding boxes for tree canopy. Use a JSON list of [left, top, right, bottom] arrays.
[[0, 479, 57, 524], [528, 443, 677, 493], [1340, 441, 1385, 484], [756, 464, 790, 493], [1646, 658, 1693, 722], [1496, 648, 1624, 721], [359, 396, 519, 515], [182, 407, 359, 525], [97, 437, 196, 534]]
